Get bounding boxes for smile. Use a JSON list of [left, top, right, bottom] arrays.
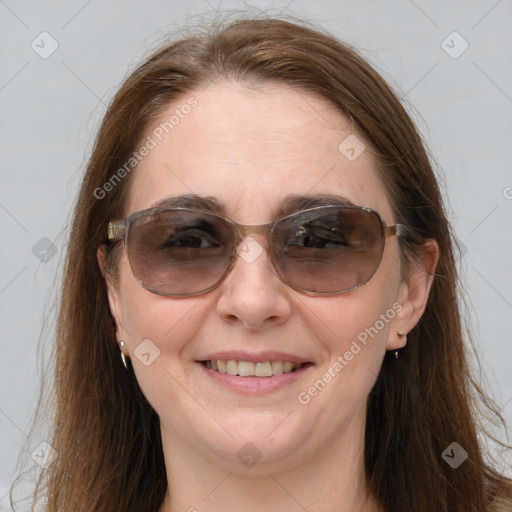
[[197, 351, 314, 395], [201, 359, 303, 377]]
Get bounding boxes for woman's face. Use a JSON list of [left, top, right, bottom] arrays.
[[104, 82, 412, 473]]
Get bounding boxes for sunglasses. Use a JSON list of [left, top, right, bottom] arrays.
[[107, 205, 407, 297]]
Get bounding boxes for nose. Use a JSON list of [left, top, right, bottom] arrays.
[[215, 234, 292, 328]]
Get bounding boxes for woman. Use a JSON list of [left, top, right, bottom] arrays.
[[23, 15, 512, 512]]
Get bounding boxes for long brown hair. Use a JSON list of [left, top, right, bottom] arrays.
[[16, 14, 512, 512]]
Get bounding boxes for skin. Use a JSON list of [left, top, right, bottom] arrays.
[[98, 81, 438, 512]]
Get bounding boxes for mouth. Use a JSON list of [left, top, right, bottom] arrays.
[[196, 356, 314, 395], [200, 359, 307, 377]]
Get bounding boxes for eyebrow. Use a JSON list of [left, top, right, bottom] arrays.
[[149, 193, 357, 218]]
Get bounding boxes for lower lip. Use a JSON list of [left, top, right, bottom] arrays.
[[197, 362, 313, 395]]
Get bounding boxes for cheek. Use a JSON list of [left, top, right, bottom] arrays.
[[311, 292, 393, 375], [116, 255, 202, 344], [309, 260, 400, 357], [294, 296, 393, 430], [119, 289, 207, 361], [300, 254, 401, 405], [115, 258, 207, 378], [118, 286, 213, 424]]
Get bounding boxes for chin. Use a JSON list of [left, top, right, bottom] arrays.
[[192, 412, 315, 470]]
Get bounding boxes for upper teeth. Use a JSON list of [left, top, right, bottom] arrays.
[[204, 360, 303, 377]]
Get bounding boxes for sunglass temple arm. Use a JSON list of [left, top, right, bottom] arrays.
[[107, 221, 126, 241], [388, 224, 408, 237]]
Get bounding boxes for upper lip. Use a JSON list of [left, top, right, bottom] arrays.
[[198, 351, 311, 364]]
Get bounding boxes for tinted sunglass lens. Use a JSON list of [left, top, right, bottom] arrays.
[[273, 207, 384, 293], [127, 211, 234, 296]]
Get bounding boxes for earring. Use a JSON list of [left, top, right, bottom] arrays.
[[118, 341, 128, 369], [396, 331, 407, 359]]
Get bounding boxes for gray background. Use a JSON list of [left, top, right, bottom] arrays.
[[1, 0, 511, 507]]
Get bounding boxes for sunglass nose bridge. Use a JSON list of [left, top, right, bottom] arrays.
[[233, 222, 271, 238], [247, 224, 269, 235], [230, 223, 273, 251]]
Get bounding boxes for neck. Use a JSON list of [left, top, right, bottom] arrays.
[[158, 408, 381, 512]]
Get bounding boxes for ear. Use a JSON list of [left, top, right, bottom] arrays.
[[97, 245, 129, 345], [387, 239, 439, 351]]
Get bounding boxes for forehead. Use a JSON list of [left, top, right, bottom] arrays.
[[125, 82, 394, 223]]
